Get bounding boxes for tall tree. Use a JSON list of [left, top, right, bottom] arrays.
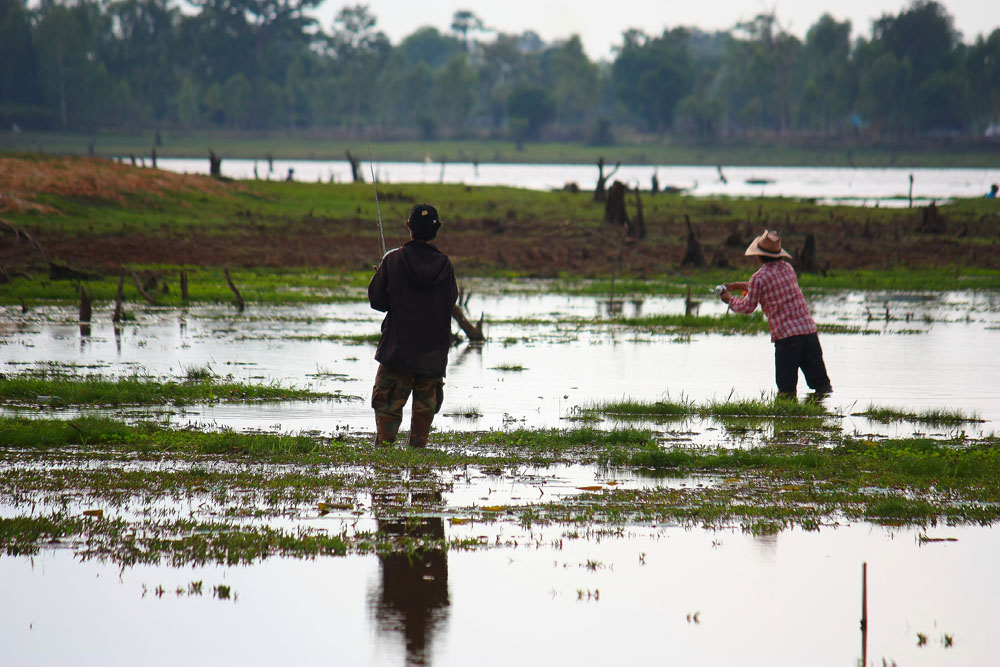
[[184, 0, 321, 128], [326, 4, 391, 131], [0, 0, 39, 122], [613, 28, 695, 133]]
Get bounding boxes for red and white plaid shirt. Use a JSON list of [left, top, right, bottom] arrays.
[[728, 260, 817, 341]]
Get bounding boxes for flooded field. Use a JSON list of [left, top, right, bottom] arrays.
[[152, 158, 1000, 207], [2, 285, 999, 665], [3, 287, 999, 435]]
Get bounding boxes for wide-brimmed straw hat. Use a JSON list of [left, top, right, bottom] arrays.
[[745, 229, 792, 258]]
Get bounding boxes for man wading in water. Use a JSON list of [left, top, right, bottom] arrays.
[[716, 230, 832, 399], [368, 203, 458, 447]]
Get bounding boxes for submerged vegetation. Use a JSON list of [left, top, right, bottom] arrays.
[[578, 396, 831, 419], [854, 404, 984, 426], [1, 415, 998, 565]]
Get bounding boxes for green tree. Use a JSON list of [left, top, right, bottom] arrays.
[[797, 14, 853, 132], [33, 0, 113, 129], [450, 9, 486, 51], [966, 29, 1000, 130], [221, 72, 252, 127], [612, 28, 694, 132], [0, 0, 40, 122], [102, 0, 180, 124], [721, 13, 802, 134], [540, 35, 600, 132], [432, 53, 477, 135], [176, 76, 201, 127], [401, 26, 462, 69], [507, 84, 555, 144], [184, 0, 321, 128], [326, 4, 391, 130]]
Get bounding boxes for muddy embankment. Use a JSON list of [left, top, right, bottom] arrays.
[[2, 156, 999, 277]]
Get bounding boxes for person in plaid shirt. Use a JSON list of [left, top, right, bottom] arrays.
[[717, 230, 832, 398]]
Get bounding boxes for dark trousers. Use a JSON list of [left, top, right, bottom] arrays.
[[774, 333, 832, 396]]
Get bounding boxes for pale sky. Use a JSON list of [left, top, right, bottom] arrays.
[[312, 0, 998, 61]]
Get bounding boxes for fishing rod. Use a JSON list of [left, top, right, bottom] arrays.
[[368, 146, 387, 258]]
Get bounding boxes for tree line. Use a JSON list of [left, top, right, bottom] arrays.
[[1, 0, 998, 142]]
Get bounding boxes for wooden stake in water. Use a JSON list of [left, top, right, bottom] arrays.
[[861, 562, 868, 666]]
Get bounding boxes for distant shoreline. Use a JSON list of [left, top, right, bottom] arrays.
[[3, 131, 999, 169]]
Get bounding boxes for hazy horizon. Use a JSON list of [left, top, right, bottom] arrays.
[[312, 0, 999, 60]]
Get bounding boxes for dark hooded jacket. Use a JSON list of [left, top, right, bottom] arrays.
[[368, 240, 458, 377]]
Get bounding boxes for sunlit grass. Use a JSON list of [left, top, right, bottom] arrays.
[[854, 403, 983, 425]]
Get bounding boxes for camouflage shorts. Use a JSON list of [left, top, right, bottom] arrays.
[[371, 365, 444, 419]]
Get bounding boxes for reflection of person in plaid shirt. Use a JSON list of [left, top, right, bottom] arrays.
[[719, 230, 832, 398]]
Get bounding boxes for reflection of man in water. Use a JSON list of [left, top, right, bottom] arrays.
[[373, 516, 449, 665], [371, 471, 449, 665]]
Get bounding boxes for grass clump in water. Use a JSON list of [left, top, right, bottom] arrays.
[[580, 395, 829, 420], [0, 370, 341, 406], [491, 363, 527, 372], [853, 403, 983, 425], [579, 397, 694, 418]]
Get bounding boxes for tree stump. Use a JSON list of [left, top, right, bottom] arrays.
[[593, 157, 621, 202], [918, 202, 946, 234], [225, 268, 245, 312], [797, 233, 818, 272], [604, 180, 630, 230], [112, 273, 125, 324], [452, 305, 484, 342], [681, 215, 706, 268], [79, 285, 92, 323], [346, 150, 363, 183], [209, 150, 222, 178]]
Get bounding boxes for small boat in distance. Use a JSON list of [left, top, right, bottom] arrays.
[[745, 177, 776, 185]]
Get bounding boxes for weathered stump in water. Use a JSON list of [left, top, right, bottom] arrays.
[[225, 268, 245, 312], [112, 273, 125, 325], [346, 151, 363, 183], [209, 150, 222, 178], [79, 285, 92, 323], [131, 271, 158, 304], [681, 215, 706, 268], [451, 305, 484, 342], [593, 157, 621, 203]]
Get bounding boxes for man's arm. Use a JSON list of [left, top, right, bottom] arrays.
[[723, 274, 761, 314], [368, 259, 390, 312]]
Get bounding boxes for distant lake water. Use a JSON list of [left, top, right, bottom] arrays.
[[149, 157, 1000, 207]]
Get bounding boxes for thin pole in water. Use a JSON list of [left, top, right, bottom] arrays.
[[860, 561, 868, 666], [368, 146, 386, 258]]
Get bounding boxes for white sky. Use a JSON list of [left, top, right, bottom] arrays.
[[312, 0, 999, 61]]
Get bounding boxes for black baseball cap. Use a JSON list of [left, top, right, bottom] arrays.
[[407, 203, 441, 240]]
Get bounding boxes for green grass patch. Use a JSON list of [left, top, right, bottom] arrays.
[[853, 404, 984, 426], [0, 371, 341, 407], [491, 363, 527, 372], [580, 396, 830, 420]]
